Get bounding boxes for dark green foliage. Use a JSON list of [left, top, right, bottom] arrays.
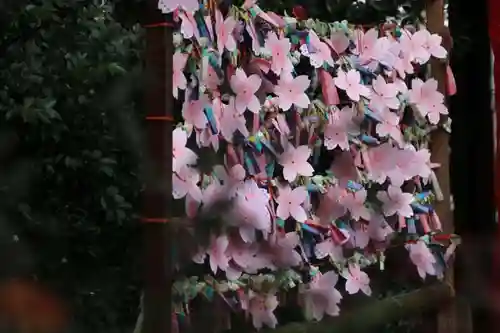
[[257, 0, 424, 25], [0, 1, 144, 332]]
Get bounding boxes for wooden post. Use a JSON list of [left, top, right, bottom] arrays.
[[425, 1, 462, 333], [142, 2, 174, 333]]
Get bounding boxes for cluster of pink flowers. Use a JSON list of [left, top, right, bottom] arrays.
[[162, 0, 457, 329]]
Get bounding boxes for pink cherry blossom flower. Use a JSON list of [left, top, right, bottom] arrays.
[[227, 242, 271, 275], [172, 166, 202, 201], [324, 107, 358, 151], [329, 150, 360, 187], [369, 75, 400, 111], [220, 97, 249, 141], [393, 48, 414, 79], [394, 78, 409, 95], [215, 10, 237, 54], [230, 68, 262, 114], [302, 30, 334, 68], [303, 270, 343, 320], [241, 292, 278, 329], [324, 31, 350, 56], [364, 143, 395, 184], [201, 182, 228, 211], [407, 240, 437, 279], [196, 127, 219, 151], [334, 69, 371, 101], [270, 232, 302, 267], [264, 32, 293, 76], [178, 11, 199, 39], [207, 235, 230, 273], [214, 163, 246, 188], [234, 198, 271, 243], [408, 78, 447, 124], [276, 186, 308, 222], [372, 36, 397, 68], [353, 28, 392, 68], [376, 185, 414, 217], [407, 148, 433, 179], [230, 180, 271, 242], [368, 213, 393, 241], [412, 29, 447, 63], [343, 263, 371, 296], [349, 223, 370, 249], [375, 108, 403, 144], [202, 64, 222, 91], [182, 95, 208, 129], [399, 30, 429, 64], [385, 148, 417, 186], [342, 188, 371, 221], [352, 28, 379, 64], [314, 237, 345, 261], [274, 73, 311, 111], [173, 52, 188, 99], [173, 127, 197, 172], [158, 0, 199, 14], [317, 186, 348, 224], [324, 122, 350, 151], [242, 0, 256, 9], [424, 101, 448, 125], [279, 145, 314, 181]]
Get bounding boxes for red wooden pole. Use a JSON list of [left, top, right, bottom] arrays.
[[142, 2, 174, 333]]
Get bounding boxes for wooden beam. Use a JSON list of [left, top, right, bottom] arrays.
[[142, 2, 174, 333], [425, 1, 463, 333], [264, 283, 454, 333]]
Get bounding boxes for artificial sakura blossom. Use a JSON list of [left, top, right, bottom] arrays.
[[274, 73, 311, 110], [173, 127, 197, 172], [369, 75, 399, 111], [241, 292, 279, 329], [302, 270, 343, 321], [408, 78, 448, 124], [343, 263, 372, 296], [264, 32, 293, 75], [300, 30, 334, 68], [165, 3, 457, 328], [215, 9, 237, 54], [279, 145, 314, 181], [324, 106, 358, 151], [231, 69, 262, 114], [276, 186, 308, 222], [334, 69, 371, 101], [343, 188, 371, 221], [219, 97, 250, 141], [377, 185, 414, 217], [158, 0, 199, 13], [173, 52, 188, 99], [407, 240, 437, 279]]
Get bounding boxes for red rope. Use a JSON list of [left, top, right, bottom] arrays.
[[146, 115, 174, 122], [141, 217, 170, 223], [143, 22, 175, 28]]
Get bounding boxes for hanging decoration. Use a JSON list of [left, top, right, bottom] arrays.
[[157, 0, 458, 330]]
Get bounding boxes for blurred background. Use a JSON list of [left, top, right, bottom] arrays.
[[0, 0, 494, 333]]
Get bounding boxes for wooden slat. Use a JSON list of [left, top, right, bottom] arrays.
[[142, 2, 174, 333], [425, 1, 464, 333]]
